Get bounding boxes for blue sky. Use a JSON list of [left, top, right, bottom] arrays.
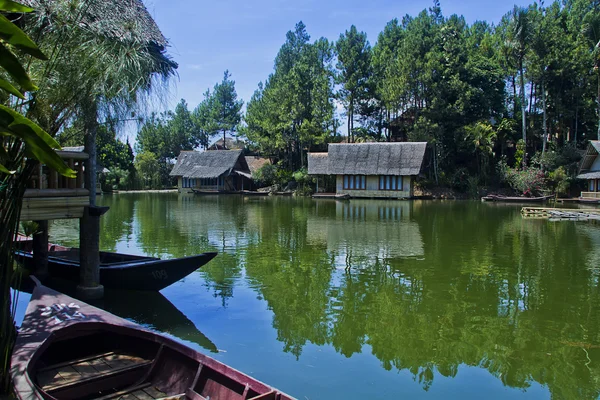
[[142, 0, 533, 120]]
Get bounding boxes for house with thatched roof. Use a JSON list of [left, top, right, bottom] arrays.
[[308, 142, 427, 199], [170, 150, 253, 192], [577, 141, 600, 200]]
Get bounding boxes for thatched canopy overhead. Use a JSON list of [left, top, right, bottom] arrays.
[[21, 0, 169, 47], [170, 150, 248, 179], [245, 156, 270, 175], [578, 141, 600, 177], [308, 142, 427, 176]]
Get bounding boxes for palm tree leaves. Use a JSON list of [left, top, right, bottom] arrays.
[[0, 0, 32, 12], [0, 1, 74, 177]]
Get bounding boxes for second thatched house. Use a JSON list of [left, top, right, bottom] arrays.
[[308, 142, 427, 198], [577, 141, 600, 200], [170, 150, 269, 192]]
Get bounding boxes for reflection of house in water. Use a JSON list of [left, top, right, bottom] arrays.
[[307, 200, 424, 261], [577, 225, 600, 276]]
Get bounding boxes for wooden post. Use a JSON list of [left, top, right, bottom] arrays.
[[76, 161, 84, 188], [32, 220, 49, 280], [77, 99, 104, 300], [68, 159, 76, 189]]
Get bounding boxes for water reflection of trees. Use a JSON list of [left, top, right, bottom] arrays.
[[84, 195, 600, 398], [243, 200, 600, 398]]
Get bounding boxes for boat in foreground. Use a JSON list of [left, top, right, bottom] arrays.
[[481, 194, 554, 203], [11, 279, 295, 400], [16, 248, 217, 291]]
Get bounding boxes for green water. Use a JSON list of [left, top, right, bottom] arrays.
[[46, 194, 600, 399]]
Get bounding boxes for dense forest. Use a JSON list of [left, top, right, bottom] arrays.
[[131, 0, 599, 196]]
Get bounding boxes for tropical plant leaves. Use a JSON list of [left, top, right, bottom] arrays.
[[0, 0, 33, 13], [0, 43, 37, 91], [0, 105, 76, 177], [0, 15, 47, 60], [0, 77, 24, 99], [0, 163, 14, 174]]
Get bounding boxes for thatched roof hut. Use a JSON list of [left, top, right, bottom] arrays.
[[577, 141, 600, 179], [308, 142, 427, 176], [245, 156, 271, 175], [170, 150, 249, 179]]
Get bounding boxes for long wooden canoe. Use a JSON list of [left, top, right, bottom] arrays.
[[11, 279, 295, 400], [481, 194, 554, 203], [15, 249, 217, 291]]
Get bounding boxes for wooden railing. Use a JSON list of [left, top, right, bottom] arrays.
[[25, 150, 88, 197], [21, 150, 91, 220], [580, 192, 600, 199]]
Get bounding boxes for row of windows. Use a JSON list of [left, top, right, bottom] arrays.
[[343, 175, 366, 190], [379, 175, 403, 191], [342, 175, 404, 191], [182, 177, 223, 188]]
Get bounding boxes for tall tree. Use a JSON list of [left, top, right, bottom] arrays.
[[211, 70, 243, 146], [508, 6, 532, 165], [335, 25, 372, 143], [245, 22, 335, 170], [192, 89, 218, 149]]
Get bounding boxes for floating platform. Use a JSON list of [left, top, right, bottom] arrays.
[[521, 207, 600, 221]]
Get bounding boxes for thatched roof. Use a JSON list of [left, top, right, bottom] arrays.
[[21, 0, 169, 48], [170, 150, 245, 179], [208, 137, 245, 151], [245, 156, 270, 175], [308, 142, 427, 176], [579, 141, 600, 176], [307, 153, 329, 175]]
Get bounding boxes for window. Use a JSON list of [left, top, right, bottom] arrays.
[[592, 180, 596, 192], [379, 176, 403, 191], [343, 175, 366, 190]]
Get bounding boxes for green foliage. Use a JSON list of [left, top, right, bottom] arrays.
[[547, 166, 570, 197], [20, 220, 39, 237], [252, 163, 277, 187], [498, 159, 546, 196], [134, 151, 161, 189], [514, 139, 526, 168], [335, 25, 372, 143], [209, 70, 244, 144], [244, 22, 335, 171]]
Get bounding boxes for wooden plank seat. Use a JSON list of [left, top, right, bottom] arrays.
[[36, 351, 152, 399]]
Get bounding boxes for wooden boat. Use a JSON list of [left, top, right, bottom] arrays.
[[11, 279, 295, 400], [15, 248, 217, 291], [481, 194, 554, 203], [191, 189, 239, 195], [241, 190, 269, 196], [311, 193, 350, 200]]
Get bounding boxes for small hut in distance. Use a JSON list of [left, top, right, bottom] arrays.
[[577, 141, 600, 200], [170, 150, 253, 192], [308, 142, 427, 199]]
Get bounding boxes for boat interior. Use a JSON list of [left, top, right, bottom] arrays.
[[33, 328, 281, 400], [49, 250, 159, 266]]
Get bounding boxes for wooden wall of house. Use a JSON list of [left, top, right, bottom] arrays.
[[336, 175, 413, 198]]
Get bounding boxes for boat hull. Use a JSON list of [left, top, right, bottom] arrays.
[[16, 250, 217, 291], [11, 282, 294, 400], [482, 195, 554, 203]]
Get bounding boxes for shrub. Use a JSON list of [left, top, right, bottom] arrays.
[[498, 160, 546, 196], [253, 164, 277, 187]]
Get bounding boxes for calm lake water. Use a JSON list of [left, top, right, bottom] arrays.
[[31, 193, 600, 399]]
